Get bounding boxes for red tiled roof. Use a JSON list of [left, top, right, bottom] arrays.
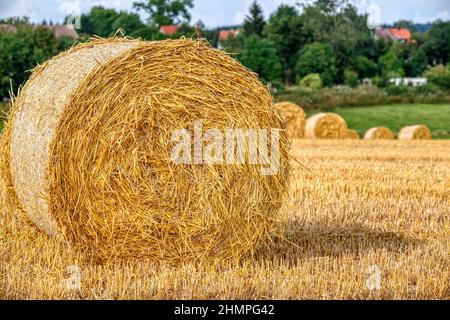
[[375, 28, 411, 42], [159, 25, 178, 36], [219, 29, 240, 42], [389, 28, 411, 41]]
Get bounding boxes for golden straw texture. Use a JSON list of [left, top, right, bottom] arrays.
[[275, 102, 306, 140], [364, 127, 394, 140], [305, 113, 347, 139], [398, 125, 432, 140], [2, 38, 290, 264], [345, 129, 360, 140]]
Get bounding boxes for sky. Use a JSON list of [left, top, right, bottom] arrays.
[[0, 0, 449, 27]]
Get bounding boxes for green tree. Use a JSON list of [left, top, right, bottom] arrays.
[[132, 25, 162, 40], [353, 56, 378, 79], [239, 35, 282, 82], [171, 23, 196, 38], [423, 20, 450, 65], [57, 36, 78, 51], [297, 1, 377, 82], [112, 12, 145, 36], [311, 0, 351, 17], [264, 5, 309, 83], [379, 49, 404, 78], [393, 20, 417, 32], [344, 69, 358, 87], [77, 14, 94, 35], [329, 5, 376, 82], [0, 16, 30, 25], [80, 6, 119, 37], [221, 33, 246, 53], [0, 27, 59, 99], [295, 42, 338, 86], [31, 26, 59, 61], [298, 0, 354, 40], [404, 48, 428, 77], [133, 0, 194, 26], [242, 1, 266, 37]]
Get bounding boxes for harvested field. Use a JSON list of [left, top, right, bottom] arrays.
[[0, 140, 449, 299]]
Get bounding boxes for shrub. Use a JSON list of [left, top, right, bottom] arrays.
[[424, 65, 450, 89], [385, 84, 409, 96], [430, 75, 450, 90], [269, 79, 286, 92], [295, 43, 337, 86], [372, 76, 386, 88], [424, 64, 450, 78], [274, 84, 450, 110], [300, 73, 323, 90], [414, 83, 440, 95], [344, 70, 359, 88]]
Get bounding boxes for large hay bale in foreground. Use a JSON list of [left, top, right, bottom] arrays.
[[398, 125, 432, 140], [305, 113, 347, 139], [345, 129, 360, 140], [2, 38, 290, 263], [364, 127, 394, 140], [275, 102, 306, 139]]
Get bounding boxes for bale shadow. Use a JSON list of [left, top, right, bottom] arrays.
[[257, 220, 423, 263]]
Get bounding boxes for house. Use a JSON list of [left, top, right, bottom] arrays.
[[375, 28, 412, 43], [159, 25, 178, 36], [389, 77, 428, 87], [217, 29, 240, 49], [0, 23, 79, 38], [0, 24, 17, 33], [49, 25, 79, 38], [219, 29, 240, 42]]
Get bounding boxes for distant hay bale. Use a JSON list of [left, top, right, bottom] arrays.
[[345, 129, 360, 140], [364, 127, 394, 140], [2, 38, 290, 263], [275, 102, 306, 139], [305, 113, 347, 139], [398, 125, 432, 140]]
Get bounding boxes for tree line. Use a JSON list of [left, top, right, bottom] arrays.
[[0, 0, 449, 100], [232, 0, 450, 90]]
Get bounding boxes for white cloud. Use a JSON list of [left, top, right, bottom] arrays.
[[435, 10, 449, 21], [0, 0, 30, 18], [232, 11, 245, 25], [58, 0, 82, 15]]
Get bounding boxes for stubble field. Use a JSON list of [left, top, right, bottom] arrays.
[[0, 140, 448, 299]]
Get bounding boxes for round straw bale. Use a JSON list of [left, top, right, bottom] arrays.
[[2, 38, 290, 263], [305, 113, 347, 139], [398, 125, 432, 140], [364, 127, 394, 140], [275, 102, 306, 139], [345, 129, 360, 140]]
